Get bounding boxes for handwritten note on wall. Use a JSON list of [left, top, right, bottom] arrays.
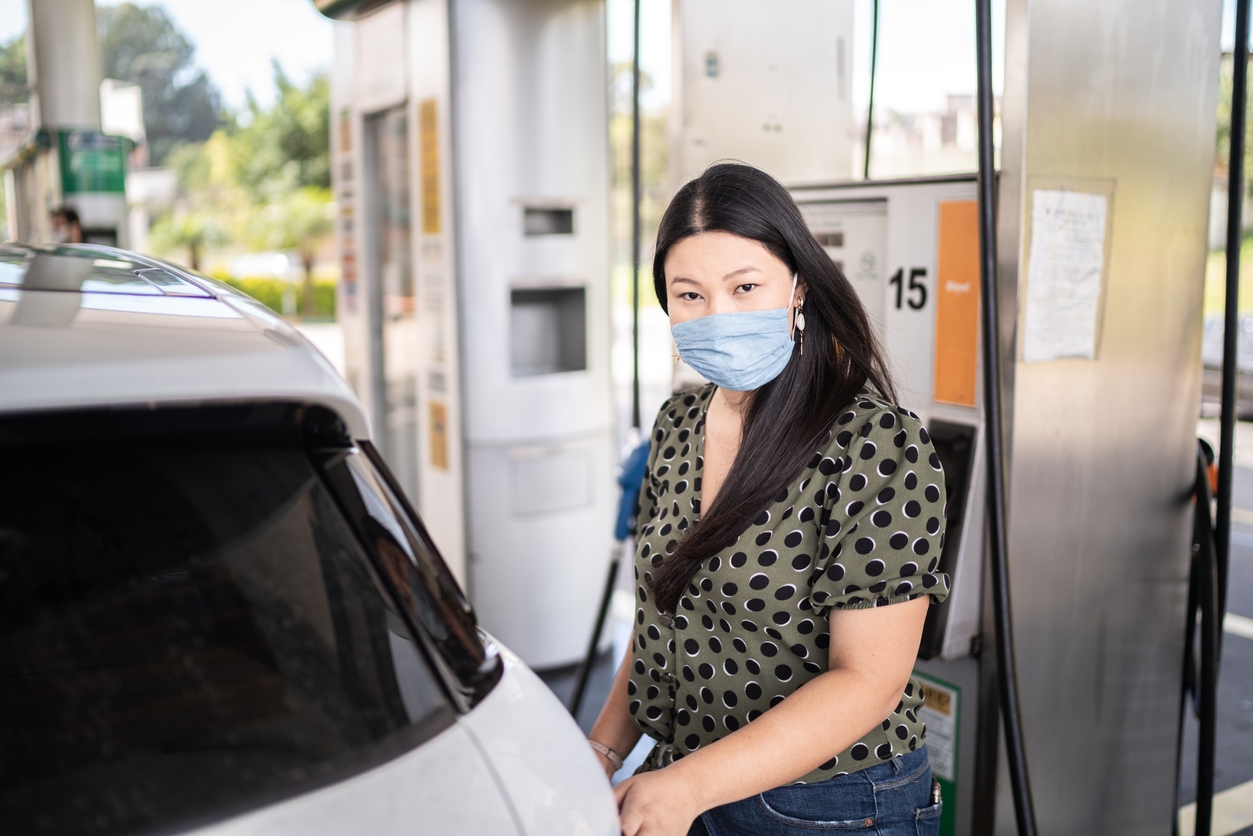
[[1022, 189, 1108, 362]]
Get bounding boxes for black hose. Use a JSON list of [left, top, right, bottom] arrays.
[[570, 543, 622, 719], [1192, 2, 1251, 831], [1173, 442, 1210, 836], [571, 0, 646, 720], [1217, 0, 1248, 661], [974, 1, 1037, 835], [862, 0, 879, 181], [630, 0, 643, 431], [1190, 444, 1221, 836]]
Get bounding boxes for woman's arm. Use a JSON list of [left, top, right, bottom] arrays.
[[614, 596, 930, 836], [588, 646, 646, 778]]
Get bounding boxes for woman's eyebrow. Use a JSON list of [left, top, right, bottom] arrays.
[[669, 276, 701, 287], [722, 266, 763, 282]]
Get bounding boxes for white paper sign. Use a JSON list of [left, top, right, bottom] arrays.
[[1022, 189, 1108, 362]]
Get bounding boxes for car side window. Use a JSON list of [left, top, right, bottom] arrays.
[[0, 443, 455, 836], [319, 447, 500, 706]]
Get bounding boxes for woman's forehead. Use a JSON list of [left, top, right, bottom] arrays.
[[665, 232, 788, 280]]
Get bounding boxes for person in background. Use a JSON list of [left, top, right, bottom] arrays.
[[50, 207, 83, 244], [587, 163, 949, 836]]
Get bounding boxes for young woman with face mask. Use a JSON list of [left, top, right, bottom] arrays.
[[587, 163, 950, 836]]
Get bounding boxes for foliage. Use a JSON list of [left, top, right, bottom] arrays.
[[608, 61, 669, 291], [218, 275, 337, 321], [162, 132, 254, 242], [252, 186, 335, 317], [145, 64, 335, 319], [147, 209, 226, 271], [1203, 233, 1253, 317], [253, 187, 334, 257], [0, 34, 25, 106], [97, 3, 224, 165], [1215, 53, 1253, 183], [232, 62, 330, 202]]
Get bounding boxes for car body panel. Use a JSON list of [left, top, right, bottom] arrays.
[[187, 722, 520, 836], [461, 642, 620, 836], [0, 246, 370, 438]]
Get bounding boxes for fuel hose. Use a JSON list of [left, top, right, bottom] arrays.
[[974, 1, 1038, 834]]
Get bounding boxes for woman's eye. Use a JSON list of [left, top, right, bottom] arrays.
[[735, 283, 757, 293], [679, 292, 701, 301]]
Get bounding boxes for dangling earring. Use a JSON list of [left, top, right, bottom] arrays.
[[794, 296, 806, 356]]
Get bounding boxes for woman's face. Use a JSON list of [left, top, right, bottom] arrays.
[[664, 231, 806, 326]]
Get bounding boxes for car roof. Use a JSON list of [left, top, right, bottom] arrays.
[[0, 243, 371, 439]]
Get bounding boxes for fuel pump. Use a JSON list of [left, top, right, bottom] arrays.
[[323, 0, 615, 670]]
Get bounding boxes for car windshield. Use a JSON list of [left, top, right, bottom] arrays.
[[0, 441, 453, 836]]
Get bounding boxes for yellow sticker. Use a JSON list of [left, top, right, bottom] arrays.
[[338, 108, 352, 154], [420, 98, 440, 234], [919, 681, 953, 716], [429, 400, 448, 470]]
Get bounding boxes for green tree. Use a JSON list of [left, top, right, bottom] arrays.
[[0, 34, 25, 105], [232, 61, 330, 202], [148, 209, 226, 271], [253, 187, 335, 317], [98, 3, 223, 164]]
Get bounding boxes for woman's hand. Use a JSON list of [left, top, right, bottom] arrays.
[[614, 768, 703, 836]]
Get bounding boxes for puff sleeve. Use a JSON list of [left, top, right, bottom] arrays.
[[808, 400, 951, 615]]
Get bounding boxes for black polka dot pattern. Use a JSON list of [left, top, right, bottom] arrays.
[[629, 384, 950, 785]]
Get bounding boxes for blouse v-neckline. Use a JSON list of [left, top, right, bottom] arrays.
[[693, 385, 714, 521]]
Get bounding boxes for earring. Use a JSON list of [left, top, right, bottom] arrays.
[[795, 297, 806, 356]]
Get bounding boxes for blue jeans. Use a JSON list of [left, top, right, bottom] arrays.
[[689, 745, 941, 836]]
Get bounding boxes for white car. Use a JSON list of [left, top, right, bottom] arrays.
[[0, 244, 618, 836]]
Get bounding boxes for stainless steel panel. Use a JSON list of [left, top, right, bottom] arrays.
[[996, 1, 1222, 832]]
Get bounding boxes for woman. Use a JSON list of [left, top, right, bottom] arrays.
[[587, 163, 950, 836]]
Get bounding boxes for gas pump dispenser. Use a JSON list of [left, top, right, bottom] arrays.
[[323, 0, 615, 670]]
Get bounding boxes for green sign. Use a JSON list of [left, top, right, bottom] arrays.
[[915, 672, 960, 836], [58, 130, 127, 194]]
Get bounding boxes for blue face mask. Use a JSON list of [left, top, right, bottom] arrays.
[[671, 274, 798, 392]]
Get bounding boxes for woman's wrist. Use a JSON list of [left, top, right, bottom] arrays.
[[592, 748, 617, 777], [588, 738, 624, 775], [664, 753, 716, 816]]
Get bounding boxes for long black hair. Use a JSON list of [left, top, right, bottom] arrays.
[[648, 163, 897, 613]]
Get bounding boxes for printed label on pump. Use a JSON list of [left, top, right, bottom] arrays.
[[420, 99, 441, 234], [915, 673, 959, 836]]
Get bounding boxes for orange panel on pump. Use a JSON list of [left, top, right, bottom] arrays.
[[933, 201, 980, 407]]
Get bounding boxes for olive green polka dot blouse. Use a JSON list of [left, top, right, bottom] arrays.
[[628, 383, 951, 785]]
